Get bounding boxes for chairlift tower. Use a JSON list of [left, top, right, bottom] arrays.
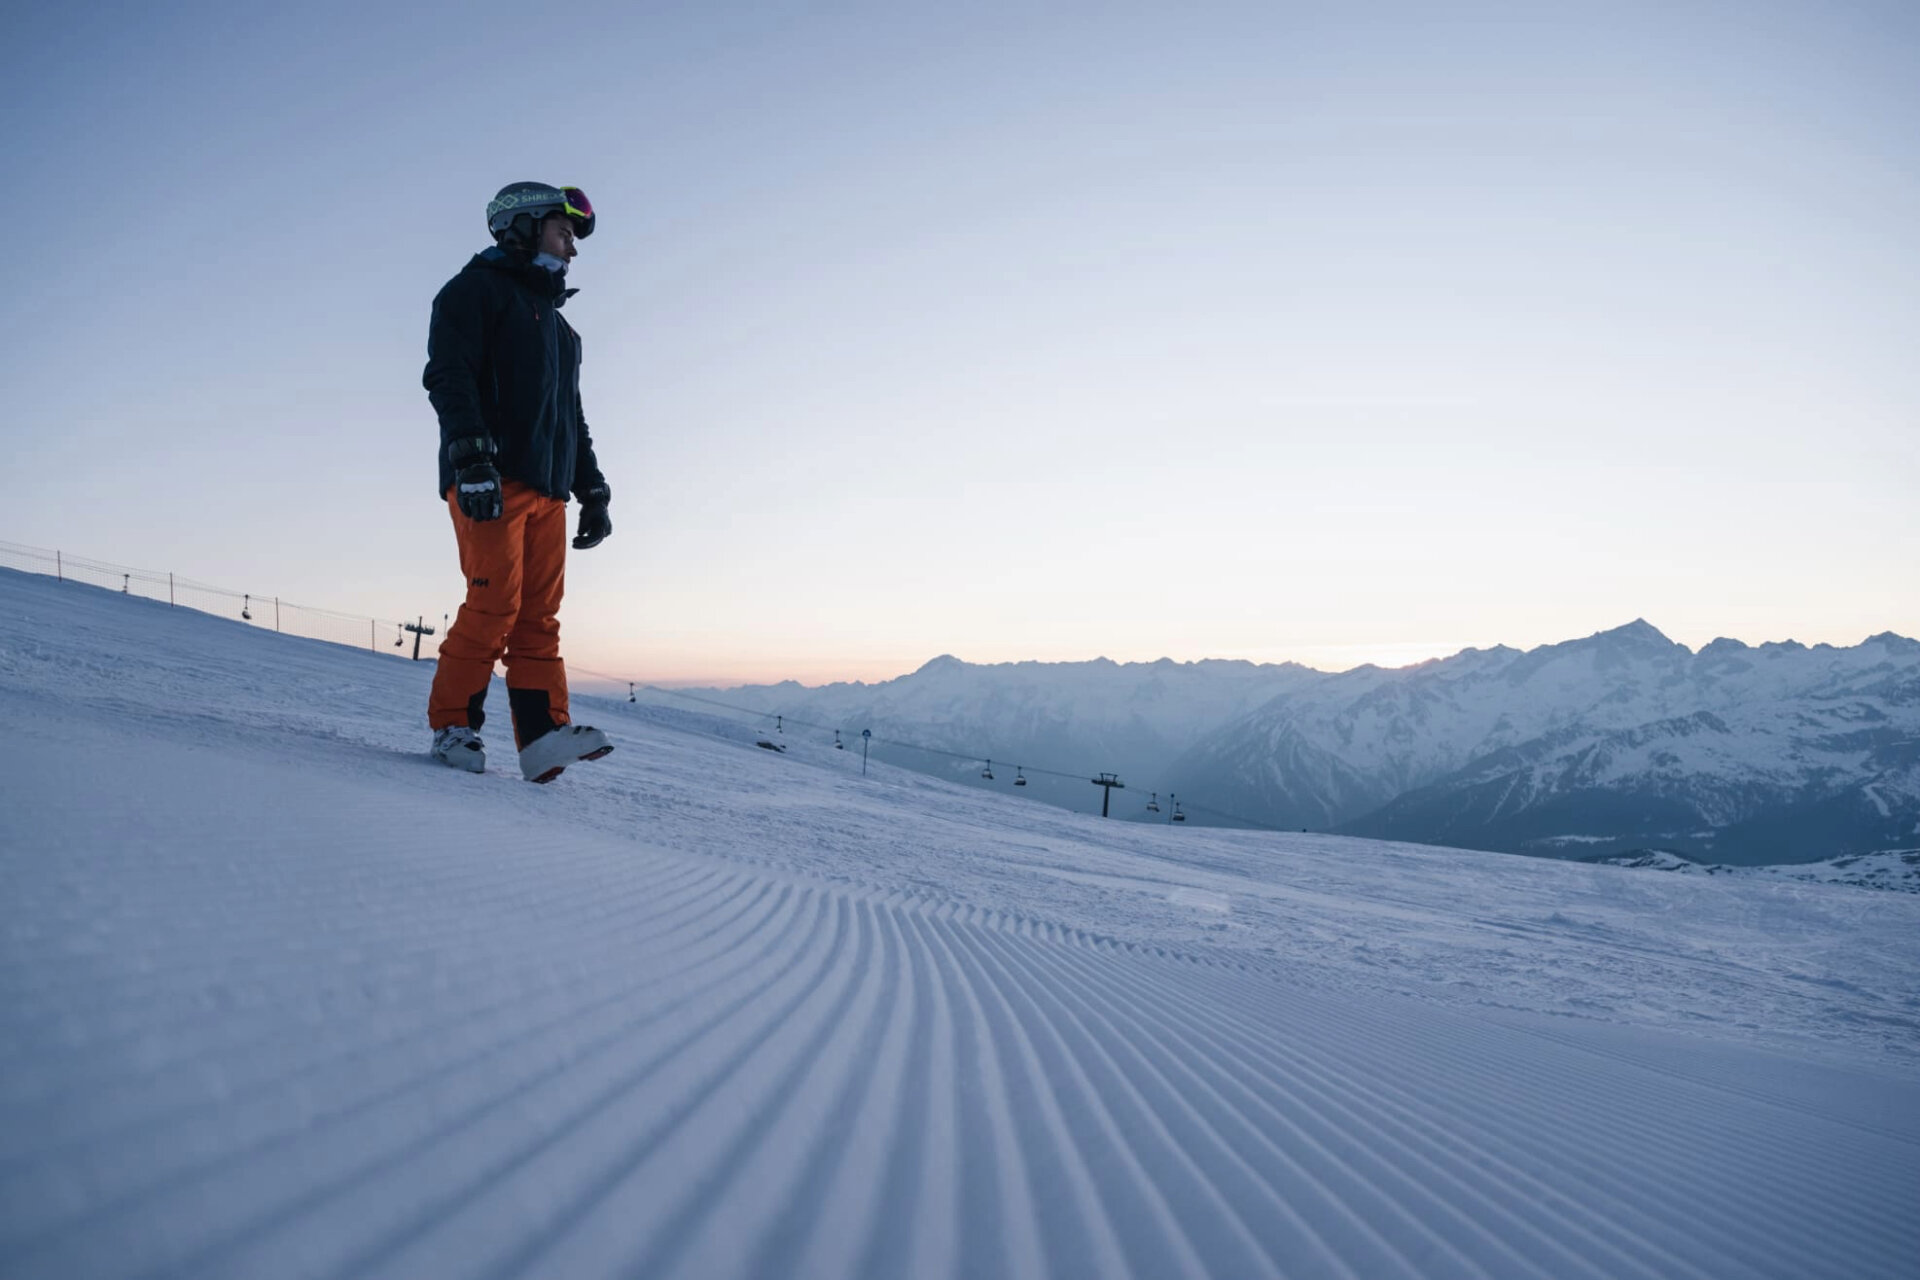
[[1091, 771, 1125, 817], [403, 615, 435, 660]]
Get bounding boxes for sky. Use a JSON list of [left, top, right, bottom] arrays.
[[3, 0, 1916, 685]]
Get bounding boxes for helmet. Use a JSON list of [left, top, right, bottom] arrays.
[[485, 182, 595, 246]]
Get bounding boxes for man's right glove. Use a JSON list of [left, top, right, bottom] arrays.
[[572, 482, 612, 550], [449, 436, 503, 522]]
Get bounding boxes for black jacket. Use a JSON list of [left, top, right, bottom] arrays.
[[423, 247, 606, 502]]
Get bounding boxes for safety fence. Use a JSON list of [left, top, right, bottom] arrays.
[[0, 539, 449, 662]]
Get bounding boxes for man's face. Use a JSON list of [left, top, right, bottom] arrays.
[[538, 214, 577, 263]]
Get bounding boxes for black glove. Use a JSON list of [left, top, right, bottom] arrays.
[[449, 437, 503, 522], [573, 482, 612, 550]]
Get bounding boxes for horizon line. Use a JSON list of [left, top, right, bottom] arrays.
[[575, 620, 1919, 693]]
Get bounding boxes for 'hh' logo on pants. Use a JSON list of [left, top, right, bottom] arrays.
[[471, 577, 489, 587]]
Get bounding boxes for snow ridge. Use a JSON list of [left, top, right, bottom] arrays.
[[1588, 848, 1920, 893]]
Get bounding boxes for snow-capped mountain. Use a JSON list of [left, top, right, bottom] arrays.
[[1173, 622, 1920, 864], [706, 621, 1920, 864]]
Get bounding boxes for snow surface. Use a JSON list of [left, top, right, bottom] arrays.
[[3, 567, 1919, 1279]]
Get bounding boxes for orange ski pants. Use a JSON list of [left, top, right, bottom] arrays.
[[427, 479, 572, 748]]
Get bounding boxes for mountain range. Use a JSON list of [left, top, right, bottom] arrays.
[[684, 621, 1920, 865]]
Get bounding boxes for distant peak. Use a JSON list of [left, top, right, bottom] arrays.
[[1591, 618, 1678, 649], [913, 654, 967, 675]]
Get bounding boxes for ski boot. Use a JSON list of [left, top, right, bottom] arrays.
[[518, 724, 614, 784], [432, 726, 487, 773]]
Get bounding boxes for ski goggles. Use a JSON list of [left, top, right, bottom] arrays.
[[558, 186, 593, 227], [546, 185, 594, 238]]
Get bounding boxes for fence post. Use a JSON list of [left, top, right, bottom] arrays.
[[370, 619, 376, 653], [275, 597, 281, 632], [169, 572, 175, 606], [56, 551, 62, 582]]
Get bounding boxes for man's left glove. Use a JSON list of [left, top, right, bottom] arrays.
[[572, 482, 612, 550]]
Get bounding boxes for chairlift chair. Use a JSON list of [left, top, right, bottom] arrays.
[[982, 759, 994, 780], [1146, 791, 1160, 813], [1172, 802, 1187, 823], [1014, 766, 1027, 786], [242, 593, 252, 621]]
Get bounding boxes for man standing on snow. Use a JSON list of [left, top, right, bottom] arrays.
[[422, 182, 616, 783]]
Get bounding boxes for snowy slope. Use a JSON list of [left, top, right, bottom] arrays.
[[3, 567, 1920, 1280], [1346, 704, 1920, 864], [1589, 848, 1920, 893]]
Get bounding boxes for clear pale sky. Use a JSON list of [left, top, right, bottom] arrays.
[[5, 0, 1915, 684]]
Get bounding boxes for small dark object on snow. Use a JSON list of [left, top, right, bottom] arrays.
[[756, 739, 786, 753]]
